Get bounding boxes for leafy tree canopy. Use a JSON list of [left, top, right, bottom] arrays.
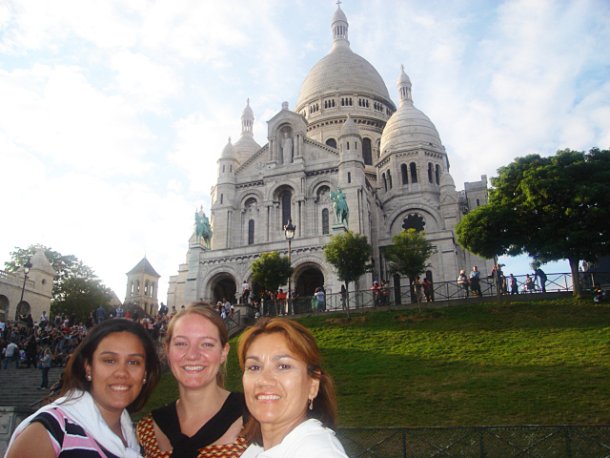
[[385, 229, 436, 282], [250, 251, 293, 295], [324, 231, 371, 285], [456, 148, 610, 295], [52, 276, 112, 322]]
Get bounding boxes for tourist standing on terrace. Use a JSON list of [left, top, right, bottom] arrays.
[[534, 267, 547, 293], [457, 269, 469, 298], [469, 266, 482, 296]]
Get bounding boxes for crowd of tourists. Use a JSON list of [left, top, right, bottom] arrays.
[[0, 305, 175, 390]]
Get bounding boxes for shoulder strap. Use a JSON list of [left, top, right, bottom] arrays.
[[152, 401, 183, 443]]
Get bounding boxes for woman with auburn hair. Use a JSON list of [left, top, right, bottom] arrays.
[[137, 302, 247, 457], [6, 318, 161, 458], [238, 317, 347, 457]]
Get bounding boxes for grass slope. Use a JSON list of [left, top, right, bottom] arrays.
[[144, 297, 610, 427]]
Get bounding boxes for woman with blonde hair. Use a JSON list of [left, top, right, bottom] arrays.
[[238, 317, 347, 457], [137, 302, 246, 457]]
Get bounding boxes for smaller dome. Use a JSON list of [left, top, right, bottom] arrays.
[[397, 64, 411, 86], [440, 171, 455, 188], [242, 98, 254, 122], [234, 135, 261, 158], [332, 5, 348, 25], [340, 114, 360, 137], [381, 106, 442, 153], [380, 68, 442, 154], [221, 137, 236, 159]]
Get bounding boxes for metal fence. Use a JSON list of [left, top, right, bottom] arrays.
[[288, 272, 581, 315], [337, 425, 610, 457]]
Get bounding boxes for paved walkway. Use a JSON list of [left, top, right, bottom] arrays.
[[0, 365, 62, 410]]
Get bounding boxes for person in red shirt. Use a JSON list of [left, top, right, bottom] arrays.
[[276, 288, 288, 315]]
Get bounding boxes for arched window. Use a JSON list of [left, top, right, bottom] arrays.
[[410, 162, 418, 183], [281, 190, 292, 227], [248, 219, 255, 245], [388, 170, 393, 189], [363, 138, 372, 165], [435, 164, 441, 184], [347, 172, 351, 183], [144, 280, 149, 296], [220, 194, 223, 204], [322, 209, 329, 235], [245, 197, 257, 210], [401, 163, 408, 184], [326, 138, 337, 148], [428, 163, 434, 183], [382, 173, 387, 192]]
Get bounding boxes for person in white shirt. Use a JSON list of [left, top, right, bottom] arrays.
[[238, 318, 348, 458]]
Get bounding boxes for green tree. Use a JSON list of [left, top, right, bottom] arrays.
[[385, 229, 436, 310], [250, 251, 293, 314], [324, 231, 371, 318], [52, 277, 112, 323], [5, 244, 113, 319], [456, 148, 610, 296]]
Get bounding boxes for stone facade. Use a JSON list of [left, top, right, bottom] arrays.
[[0, 248, 54, 322], [167, 5, 494, 307]]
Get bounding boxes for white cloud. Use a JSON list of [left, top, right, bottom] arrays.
[[110, 51, 180, 114], [0, 64, 155, 176]]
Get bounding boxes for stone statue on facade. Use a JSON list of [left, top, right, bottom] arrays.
[[195, 206, 212, 248], [330, 188, 349, 227], [281, 129, 293, 164]]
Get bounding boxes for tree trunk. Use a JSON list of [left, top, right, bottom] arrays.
[[344, 281, 351, 320], [569, 257, 582, 297]]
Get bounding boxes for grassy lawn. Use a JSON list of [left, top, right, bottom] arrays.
[[141, 297, 610, 427]]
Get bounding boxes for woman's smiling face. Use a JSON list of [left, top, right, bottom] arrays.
[[242, 332, 319, 438], [167, 313, 228, 389], [84, 331, 146, 419]]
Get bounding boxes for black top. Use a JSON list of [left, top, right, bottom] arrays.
[[152, 392, 245, 458]]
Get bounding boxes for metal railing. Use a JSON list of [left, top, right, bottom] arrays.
[[287, 272, 592, 315], [337, 424, 610, 457]]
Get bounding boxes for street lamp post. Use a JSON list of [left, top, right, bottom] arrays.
[[283, 219, 296, 315], [17, 260, 33, 320]]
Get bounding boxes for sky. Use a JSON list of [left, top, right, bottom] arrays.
[[1, 0, 609, 303]]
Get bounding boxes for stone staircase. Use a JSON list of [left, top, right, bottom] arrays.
[[0, 365, 62, 410]]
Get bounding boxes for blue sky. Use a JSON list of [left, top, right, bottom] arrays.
[[1, 0, 609, 301]]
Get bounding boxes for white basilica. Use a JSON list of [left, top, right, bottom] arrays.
[[167, 4, 494, 308]]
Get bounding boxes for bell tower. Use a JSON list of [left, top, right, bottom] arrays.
[[125, 256, 161, 316]]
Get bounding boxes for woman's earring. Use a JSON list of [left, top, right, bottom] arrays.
[[86, 374, 92, 382], [142, 377, 147, 384], [309, 398, 314, 411]]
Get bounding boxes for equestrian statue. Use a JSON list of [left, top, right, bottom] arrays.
[[330, 187, 349, 227], [195, 206, 212, 248]]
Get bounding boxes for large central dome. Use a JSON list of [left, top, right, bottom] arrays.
[[295, 5, 393, 113], [296, 45, 391, 111]]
